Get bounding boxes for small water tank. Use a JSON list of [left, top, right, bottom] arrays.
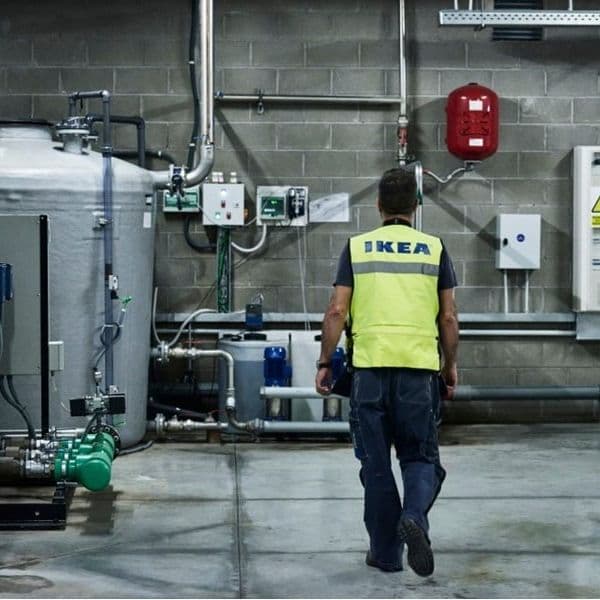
[[0, 122, 155, 447], [217, 333, 289, 423]]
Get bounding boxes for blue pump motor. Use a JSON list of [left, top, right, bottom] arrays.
[[264, 346, 292, 387]]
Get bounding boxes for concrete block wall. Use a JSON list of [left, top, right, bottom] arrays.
[[1, 0, 599, 390]]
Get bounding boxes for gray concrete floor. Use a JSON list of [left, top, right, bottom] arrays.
[[0, 424, 599, 598]]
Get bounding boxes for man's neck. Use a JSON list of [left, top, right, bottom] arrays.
[[381, 214, 412, 226]]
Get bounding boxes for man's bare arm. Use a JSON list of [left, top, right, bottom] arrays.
[[315, 285, 352, 395], [438, 288, 459, 396]]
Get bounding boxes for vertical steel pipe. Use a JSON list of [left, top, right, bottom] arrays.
[[101, 92, 114, 388], [152, 0, 215, 188], [398, 0, 407, 117]]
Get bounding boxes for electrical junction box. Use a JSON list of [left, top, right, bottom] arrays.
[[495, 214, 541, 270], [202, 183, 245, 226], [573, 145, 600, 313], [256, 186, 308, 227], [162, 186, 200, 213]]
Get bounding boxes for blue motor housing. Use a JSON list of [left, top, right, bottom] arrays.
[[264, 346, 291, 387]]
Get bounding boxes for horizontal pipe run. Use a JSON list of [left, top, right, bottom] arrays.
[[155, 311, 575, 324], [261, 421, 349, 434], [0, 428, 85, 438], [262, 386, 344, 400], [154, 327, 575, 339], [459, 330, 575, 337], [262, 386, 600, 401], [146, 419, 228, 434], [456, 386, 600, 401], [215, 93, 403, 106]]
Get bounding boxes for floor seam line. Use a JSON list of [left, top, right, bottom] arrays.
[[234, 444, 244, 599]]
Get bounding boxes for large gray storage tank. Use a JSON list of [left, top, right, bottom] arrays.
[[0, 122, 155, 447]]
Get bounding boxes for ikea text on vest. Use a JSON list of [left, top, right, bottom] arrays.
[[364, 241, 431, 255]]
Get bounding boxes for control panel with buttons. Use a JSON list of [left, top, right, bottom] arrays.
[[201, 183, 245, 226]]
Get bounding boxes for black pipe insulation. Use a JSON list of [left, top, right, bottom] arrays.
[[148, 398, 209, 420], [0, 376, 35, 440], [113, 149, 177, 166], [148, 381, 216, 403], [86, 113, 146, 168]]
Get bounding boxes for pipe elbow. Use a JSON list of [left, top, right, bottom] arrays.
[[101, 90, 112, 101], [185, 143, 215, 187]]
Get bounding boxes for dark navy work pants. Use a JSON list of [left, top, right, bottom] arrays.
[[349, 367, 446, 570]]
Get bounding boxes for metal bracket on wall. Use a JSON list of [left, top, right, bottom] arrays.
[[439, 9, 600, 27]]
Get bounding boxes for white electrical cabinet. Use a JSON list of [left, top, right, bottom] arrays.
[[573, 146, 600, 312], [202, 183, 245, 226], [256, 186, 308, 227], [495, 214, 541, 270]]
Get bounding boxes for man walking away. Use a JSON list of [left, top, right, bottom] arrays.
[[315, 168, 459, 576]]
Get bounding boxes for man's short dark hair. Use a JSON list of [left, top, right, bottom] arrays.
[[378, 168, 417, 215]]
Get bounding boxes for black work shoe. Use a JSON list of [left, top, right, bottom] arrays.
[[365, 551, 402, 573], [398, 517, 434, 577]]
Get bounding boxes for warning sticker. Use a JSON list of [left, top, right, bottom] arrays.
[[592, 194, 600, 227]]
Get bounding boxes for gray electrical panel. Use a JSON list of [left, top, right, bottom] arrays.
[[0, 215, 43, 375]]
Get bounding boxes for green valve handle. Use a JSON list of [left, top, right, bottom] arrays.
[[54, 432, 116, 492]]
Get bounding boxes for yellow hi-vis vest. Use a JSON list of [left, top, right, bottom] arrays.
[[349, 224, 442, 370]]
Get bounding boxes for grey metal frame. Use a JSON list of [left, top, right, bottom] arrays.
[[439, 9, 600, 26]]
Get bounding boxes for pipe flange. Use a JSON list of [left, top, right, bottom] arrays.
[[88, 423, 122, 456], [154, 413, 167, 437], [55, 116, 92, 137]]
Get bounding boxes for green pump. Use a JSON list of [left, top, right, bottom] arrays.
[[54, 432, 116, 492]]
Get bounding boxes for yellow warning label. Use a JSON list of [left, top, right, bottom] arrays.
[[593, 196, 600, 213], [593, 215, 600, 227]]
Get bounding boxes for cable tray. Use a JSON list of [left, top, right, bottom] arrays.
[[439, 10, 600, 26]]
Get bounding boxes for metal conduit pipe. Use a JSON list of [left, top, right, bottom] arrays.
[[262, 386, 600, 401], [0, 429, 85, 439], [456, 386, 600, 401], [215, 93, 403, 106], [150, 344, 237, 413], [262, 386, 345, 400], [153, 327, 576, 338], [69, 89, 115, 388], [152, 347, 351, 434], [261, 421, 349, 434], [459, 330, 575, 337], [146, 413, 228, 436], [152, 0, 215, 189], [398, 0, 407, 117]]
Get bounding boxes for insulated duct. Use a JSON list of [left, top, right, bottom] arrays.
[[152, 0, 214, 189]]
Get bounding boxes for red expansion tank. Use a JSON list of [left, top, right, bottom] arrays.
[[445, 82, 499, 161]]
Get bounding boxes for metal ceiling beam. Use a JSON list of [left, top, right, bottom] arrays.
[[439, 10, 600, 27]]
